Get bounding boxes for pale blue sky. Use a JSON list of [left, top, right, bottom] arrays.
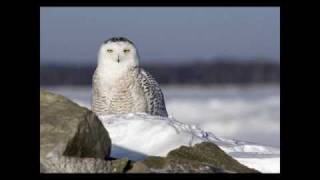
[[40, 7, 280, 65]]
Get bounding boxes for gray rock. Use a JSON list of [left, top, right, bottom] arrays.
[[40, 90, 112, 173], [44, 155, 129, 173], [166, 142, 259, 173], [137, 156, 225, 173], [127, 142, 259, 173]]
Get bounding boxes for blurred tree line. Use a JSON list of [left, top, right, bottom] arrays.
[[40, 60, 279, 86]]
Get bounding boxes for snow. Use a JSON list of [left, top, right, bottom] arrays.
[[99, 113, 280, 173], [41, 85, 280, 173], [235, 157, 280, 173], [164, 86, 280, 147]]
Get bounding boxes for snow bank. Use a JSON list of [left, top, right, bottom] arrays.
[[99, 113, 280, 173]]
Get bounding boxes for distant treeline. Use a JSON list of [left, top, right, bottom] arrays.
[[40, 61, 280, 86]]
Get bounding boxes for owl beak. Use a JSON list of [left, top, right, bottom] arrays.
[[117, 56, 120, 63]]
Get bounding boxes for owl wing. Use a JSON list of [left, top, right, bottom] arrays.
[[138, 68, 168, 117]]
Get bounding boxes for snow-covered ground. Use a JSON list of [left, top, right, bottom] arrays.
[[100, 113, 280, 173], [41, 85, 280, 173]]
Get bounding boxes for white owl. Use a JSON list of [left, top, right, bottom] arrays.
[[92, 37, 168, 117]]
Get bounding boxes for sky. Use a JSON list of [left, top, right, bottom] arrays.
[[40, 7, 280, 65]]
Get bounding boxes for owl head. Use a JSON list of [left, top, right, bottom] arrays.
[[97, 37, 140, 73]]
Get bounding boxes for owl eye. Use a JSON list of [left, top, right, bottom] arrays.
[[107, 49, 113, 53], [123, 49, 130, 53]]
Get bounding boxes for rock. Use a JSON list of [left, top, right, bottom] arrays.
[[44, 156, 113, 173], [140, 156, 225, 173], [127, 142, 259, 173], [142, 156, 168, 170], [43, 155, 130, 173], [167, 142, 259, 173], [40, 163, 46, 173], [40, 90, 112, 173], [110, 158, 130, 173], [127, 161, 150, 173]]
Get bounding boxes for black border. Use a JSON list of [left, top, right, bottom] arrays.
[[39, 0, 282, 6], [35, 0, 285, 178]]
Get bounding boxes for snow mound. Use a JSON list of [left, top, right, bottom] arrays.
[[99, 113, 280, 173]]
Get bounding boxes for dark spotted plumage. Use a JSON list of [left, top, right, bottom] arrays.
[[104, 37, 134, 45], [137, 68, 168, 117]]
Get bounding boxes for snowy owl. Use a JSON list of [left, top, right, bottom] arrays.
[[92, 37, 168, 117]]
